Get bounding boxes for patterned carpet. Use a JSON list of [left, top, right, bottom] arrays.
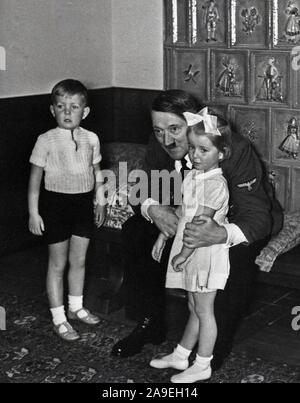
[[0, 293, 299, 384]]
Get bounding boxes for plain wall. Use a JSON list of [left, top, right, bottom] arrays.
[[0, 0, 113, 98], [0, 0, 164, 98], [112, 0, 164, 89]]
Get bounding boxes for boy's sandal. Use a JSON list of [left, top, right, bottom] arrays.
[[54, 321, 80, 342], [68, 308, 100, 325]]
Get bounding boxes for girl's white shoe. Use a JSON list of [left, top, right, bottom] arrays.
[[170, 354, 213, 383], [150, 345, 191, 370], [150, 353, 189, 370]]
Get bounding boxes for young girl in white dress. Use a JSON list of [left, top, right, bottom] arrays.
[[151, 108, 231, 383]]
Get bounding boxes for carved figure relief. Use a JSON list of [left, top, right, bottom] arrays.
[[183, 64, 200, 84], [241, 120, 258, 143], [279, 117, 300, 159], [241, 7, 260, 35], [202, 0, 220, 42], [285, 1, 300, 43], [257, 57, 284, 102], [216, 57, 241, 97]]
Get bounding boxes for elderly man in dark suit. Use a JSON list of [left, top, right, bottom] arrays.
[[111, 90, 282, 370]]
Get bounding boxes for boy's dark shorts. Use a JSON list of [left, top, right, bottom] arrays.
[[42, 190, 94, 245]]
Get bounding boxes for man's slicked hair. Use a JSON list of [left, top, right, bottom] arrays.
[[152, 89, 199, 120]]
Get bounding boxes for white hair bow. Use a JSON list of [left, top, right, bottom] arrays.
[[183, 107, 221, 136]]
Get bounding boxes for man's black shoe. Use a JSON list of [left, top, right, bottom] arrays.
[[111, 317, 166, 358]]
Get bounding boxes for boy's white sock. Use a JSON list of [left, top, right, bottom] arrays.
[[68, 295, 83, 313], [50, 306, 67, 326]]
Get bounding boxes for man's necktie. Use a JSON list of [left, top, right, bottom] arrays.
[[180, 158, 190, 180]]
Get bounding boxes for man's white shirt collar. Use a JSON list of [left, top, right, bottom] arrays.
[[174, 155, 193, 173]]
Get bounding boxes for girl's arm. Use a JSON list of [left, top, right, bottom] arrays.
[[175, 205, 182, 218], [93, 163, 107, 228], [28, 164, 44, 236], [172, 205, 216, 271]]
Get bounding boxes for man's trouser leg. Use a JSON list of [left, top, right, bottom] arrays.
[[122, 215, 172, 322]]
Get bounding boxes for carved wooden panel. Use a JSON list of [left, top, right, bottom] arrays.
[[229, 105, 270, 161], [207, 104, 228, 119], [191, 0, 227, 47], [292, 52, 300, 108], [291, 168, 300, 211], [164, 0, 228, 47], [230, 0, 270, 48], [211, 50, 248, 103], [271, 109, 300, 165], [250, 52, 290, 106], [272, 0, 300, 48], [265, 164, 290, 210], [164, 0, 300, 212], [170, 49, 208, 100]]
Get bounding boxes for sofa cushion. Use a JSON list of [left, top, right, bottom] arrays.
[[255, 211, 300, 272], [100, 142, 147, 230]]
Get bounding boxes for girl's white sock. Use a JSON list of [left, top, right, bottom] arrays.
[[50, 306, 67, 326], [175, 344, 192, 359], [68, 295, 83, 313], [195, 354, 213, 367]]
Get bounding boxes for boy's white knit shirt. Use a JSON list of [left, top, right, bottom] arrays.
[[30, 127, 101, 194]]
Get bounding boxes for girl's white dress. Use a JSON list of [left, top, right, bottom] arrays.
[[166, 168, 230, 292]]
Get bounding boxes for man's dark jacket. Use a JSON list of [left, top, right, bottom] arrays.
[[134, 130, 283, 244]]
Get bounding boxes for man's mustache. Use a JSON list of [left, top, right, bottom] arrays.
[[165, 142, 177, 149]]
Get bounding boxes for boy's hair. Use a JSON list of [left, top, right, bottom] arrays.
[[188, 114, 232, 161], [152, 89, 199, 119], [51, 79, 89, 106]]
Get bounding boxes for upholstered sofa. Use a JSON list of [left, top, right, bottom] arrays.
[[89, 143, 300, 314], [1, 140, 299, 309]]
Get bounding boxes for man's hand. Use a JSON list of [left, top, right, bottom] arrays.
[[148, 205, 179, 238], [183, 215, 227, 248]]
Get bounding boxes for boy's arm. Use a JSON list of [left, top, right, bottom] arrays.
[[175, 205, 182, 218], [28, 164, 44, 236]]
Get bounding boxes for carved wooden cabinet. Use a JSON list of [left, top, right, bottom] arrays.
[[164, 0, 300, 212]]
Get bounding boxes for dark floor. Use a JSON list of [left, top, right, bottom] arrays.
[[0, 245, 299, 382]]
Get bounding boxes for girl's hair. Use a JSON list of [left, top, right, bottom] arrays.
[[188, 114, 232, 161], [152, 89, 199, 119], [51, 79, 89, 106]]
